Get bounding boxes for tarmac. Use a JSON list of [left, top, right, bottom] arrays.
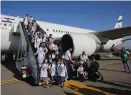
[[1, 59, 131, 95]]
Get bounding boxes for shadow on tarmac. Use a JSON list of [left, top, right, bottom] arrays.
[[86, 84, 131, 95], [1, 59, 37, 86], [98, 80, 131, 89], [112, 81, 131, 86], [64, 83, 131, 95], [1, 57, 20, 77], [64, 84, 107, 95], [100, 68, 124, 73], [64, 91, 77, 95]]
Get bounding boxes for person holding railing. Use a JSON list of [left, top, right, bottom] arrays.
[[31, 20, 37, 33], [23, 14, 29, 31], [29, 15, 34, 29]]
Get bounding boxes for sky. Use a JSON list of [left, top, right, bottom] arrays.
[[1, 1, 131, 48]]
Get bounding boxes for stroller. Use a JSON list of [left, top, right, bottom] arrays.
[[75, 61, 88, 81], [87, 60, 103, 81]]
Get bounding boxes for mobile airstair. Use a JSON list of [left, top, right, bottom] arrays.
[[15, 22, 39, 85]]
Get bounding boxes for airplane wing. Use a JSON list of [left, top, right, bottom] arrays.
[[92, 26, 131, 40]]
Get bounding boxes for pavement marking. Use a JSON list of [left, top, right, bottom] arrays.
[[1, 79, 19, 84], [64, 80, 117, 95]]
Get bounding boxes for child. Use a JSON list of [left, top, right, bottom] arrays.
[[48, 54, 52, 65], [77, 64, 84, 82], [51, 59, 56, 85], [57, 59, 61, 74], [58, 59, 67, 87], [40, 59, 49, 88]]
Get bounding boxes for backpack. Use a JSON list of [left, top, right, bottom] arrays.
[[121, 52, 128, 60], [91, 61, 100, 71]]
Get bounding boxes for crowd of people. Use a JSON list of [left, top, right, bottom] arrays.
[[23, 14, 130, 88], [22, 14, 103, 88]]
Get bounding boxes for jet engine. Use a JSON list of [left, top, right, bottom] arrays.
[[61, 34, 101, 58]]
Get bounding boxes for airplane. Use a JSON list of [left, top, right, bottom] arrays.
[[1, 14, 131, 60]]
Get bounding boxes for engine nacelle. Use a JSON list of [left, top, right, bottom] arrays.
[[61, 34, 100, 58], [103, 38, 123, 51]]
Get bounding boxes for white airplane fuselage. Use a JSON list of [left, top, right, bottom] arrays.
[[1, 26, 19, 53], [1, 14, 94, 52], [0, 14, 124, 57]]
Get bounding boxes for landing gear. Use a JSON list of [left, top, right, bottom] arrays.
[[95, 54, 101, 60], [89, 54, 101, 60]]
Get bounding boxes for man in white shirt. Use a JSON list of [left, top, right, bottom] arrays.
[[64, 48, 74, 80], [80, 51, 89, 63], [64, 48, 73, 62], [80, 51, 90, 68]]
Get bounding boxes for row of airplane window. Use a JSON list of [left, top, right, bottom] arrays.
[[46, 29, 79, 34], [0, 22, 80, 34]]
